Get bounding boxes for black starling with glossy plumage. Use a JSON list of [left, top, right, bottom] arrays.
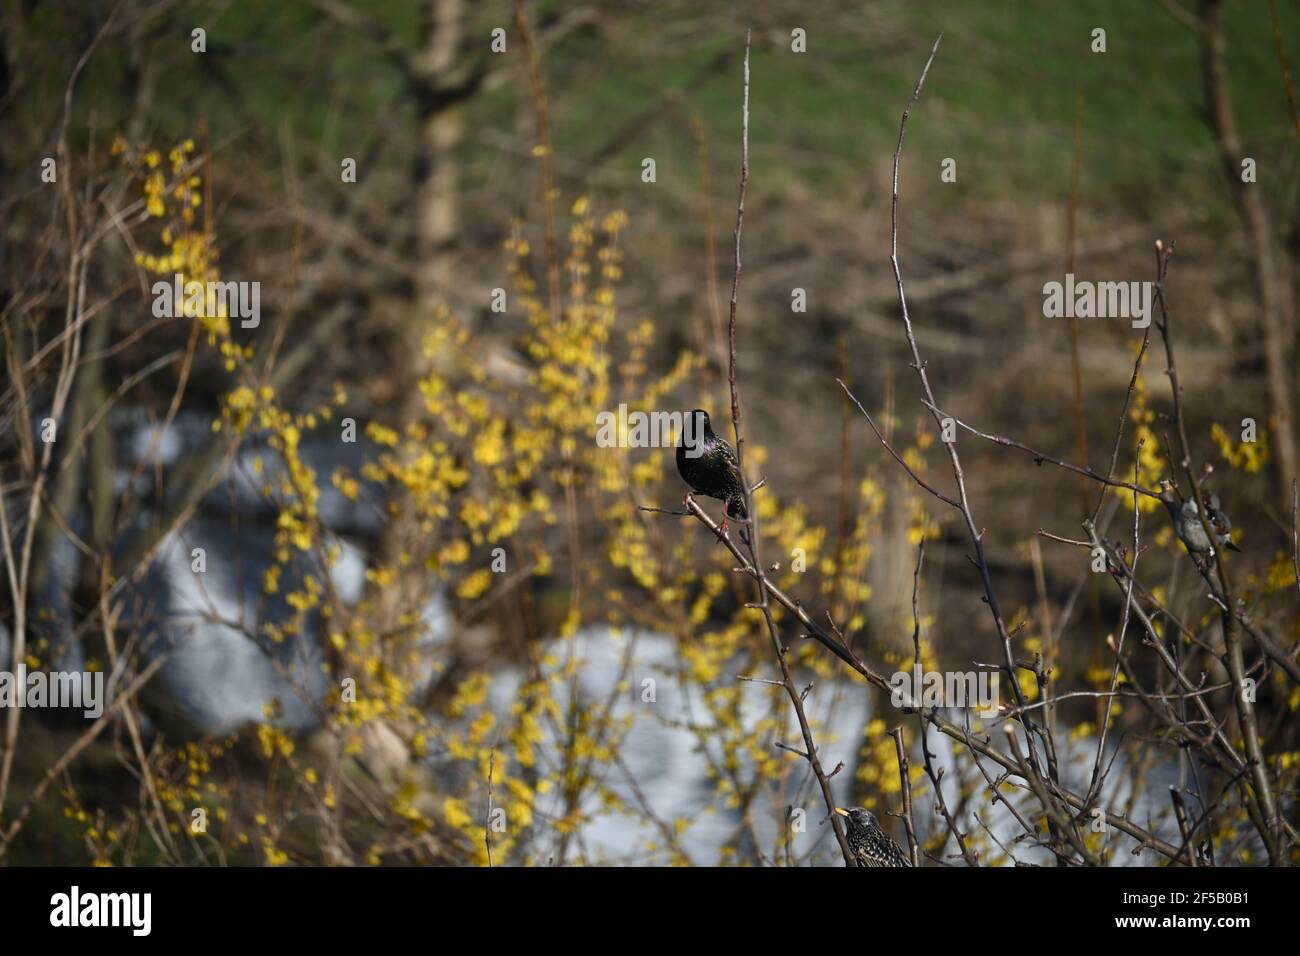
[[836, 806, 911, 867], [676, 409, 747, 520]]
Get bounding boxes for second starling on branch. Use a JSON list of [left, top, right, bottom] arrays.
[[1158, 479, 1239, 558], [835, 806, 912, 867], [676, 408, 747, 521]]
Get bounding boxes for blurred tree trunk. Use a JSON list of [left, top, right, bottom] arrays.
[[413, 0, 466, 312], [372, 0, 470, 636], [1200, 0, 1297, 494]]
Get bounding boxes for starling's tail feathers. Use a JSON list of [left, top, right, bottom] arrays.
[[725, 494, 747, 521]]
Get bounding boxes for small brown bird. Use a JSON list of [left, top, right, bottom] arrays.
[[1158, 479, 1239, 559], [836, 806, 912, 867]]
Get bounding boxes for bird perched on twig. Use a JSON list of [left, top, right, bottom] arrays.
[[835, 806, 912, 867], [1158, 479, 1239, 560], [676, 409, 747, 527]]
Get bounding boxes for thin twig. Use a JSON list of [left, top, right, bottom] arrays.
[[719, 30, 854, 867], [889, 726, 919, 866]]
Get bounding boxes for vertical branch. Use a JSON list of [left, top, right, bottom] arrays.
[[832, 336, 854, 619], [889, 726, 919, 866], [1292, 479, 1300, 599], [720, 30, 853, 866], [1266, 0, 1300, 141], [1028, 538, 1059, 747], [1170, 788, 1198, 868], [512, 0, 561, 327], [880, 33, 1051, 780], [1084, 449, 1144, 811], [1152, 240, 1284, 864], [725, 33, 750, 461], [0, 157, 87, 828], [909, 539, 978, 866], [485, 749, 496, 867]]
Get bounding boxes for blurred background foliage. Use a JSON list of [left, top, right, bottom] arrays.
[[1, 0, 1298, 865]]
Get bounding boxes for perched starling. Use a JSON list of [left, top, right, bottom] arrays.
[[836, 806, 912, 867], [676, 408, 747, 521], [1158, 479, 1239, 557]]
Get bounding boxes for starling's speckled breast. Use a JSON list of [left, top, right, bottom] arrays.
[[839, 807, 911, 867]]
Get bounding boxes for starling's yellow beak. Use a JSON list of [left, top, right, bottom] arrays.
[[834, 807, 849, 817]]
